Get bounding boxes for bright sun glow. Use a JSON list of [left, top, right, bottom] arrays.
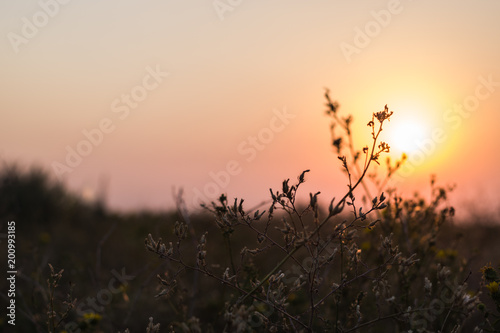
[[391, 122, 426, 153], [385, 117, 428, 156]]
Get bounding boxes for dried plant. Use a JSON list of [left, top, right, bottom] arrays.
[[145, 93, 480, 332], [46, 263, 76, 333]]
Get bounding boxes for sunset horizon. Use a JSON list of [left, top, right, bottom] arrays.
[[3, 1, 500, 216], [3, 1, 500, 331]]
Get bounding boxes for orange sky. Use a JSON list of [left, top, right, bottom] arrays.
[[1, 1, 500, 217]]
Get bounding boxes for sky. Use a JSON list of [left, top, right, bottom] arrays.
[[1, 0, 500, 218]]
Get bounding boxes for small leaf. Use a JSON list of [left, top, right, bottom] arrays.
[[298, 169, 310, 183]]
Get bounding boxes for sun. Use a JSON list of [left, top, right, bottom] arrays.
[[385, 117, 428, 156], [353, 98, 439, 169]]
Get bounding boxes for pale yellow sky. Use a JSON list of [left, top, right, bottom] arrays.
[[1, 1, 500, 215]]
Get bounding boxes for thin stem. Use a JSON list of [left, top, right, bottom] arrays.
[[335, 234, 343, 333], [224, 234, 239, 289]]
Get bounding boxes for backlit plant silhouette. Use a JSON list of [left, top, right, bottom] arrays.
[[145, 92, 480, 332]]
